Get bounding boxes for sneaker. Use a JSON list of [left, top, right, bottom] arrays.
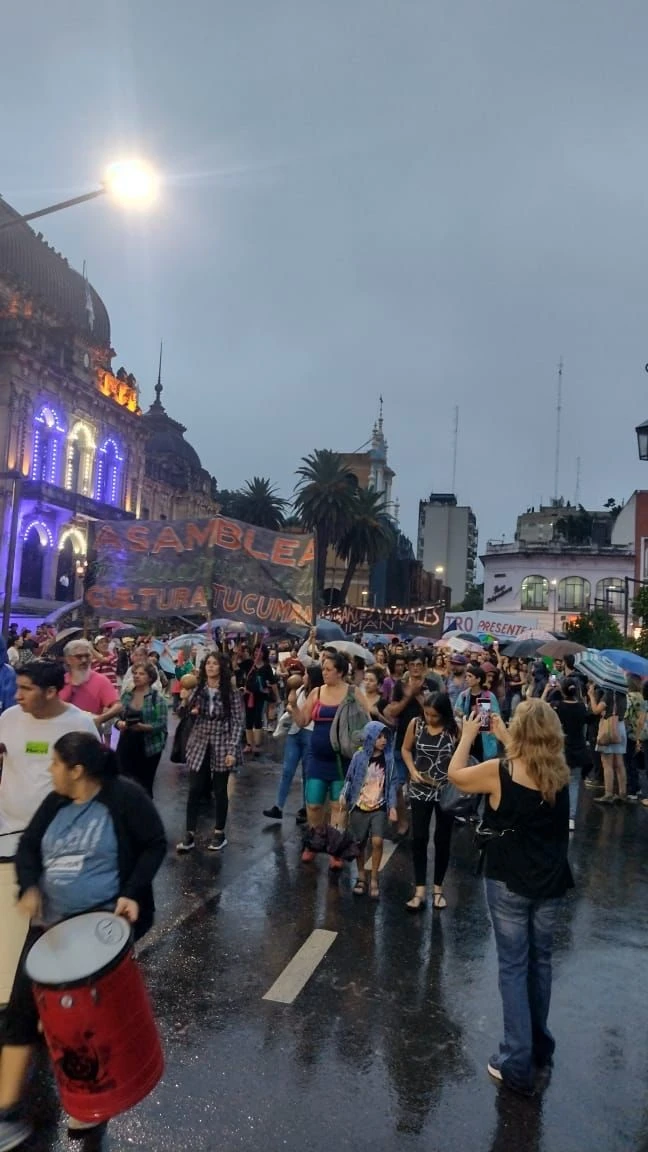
[[207, 832, 227, 852], [625, 794, 639, 802], [295, 807, 307, 825], [68, 1118, 108, 1142], [263, 806, 283, 820], [593, 794, 615, 805], [0, 1114, 32, 1151], [569, 818, 576, 832], [176, 833, 196, 853], [584, 779, 602, 790]]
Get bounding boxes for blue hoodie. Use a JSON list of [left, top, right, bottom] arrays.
[[0, 636, 16, 714], [340, 721, 398, 811]]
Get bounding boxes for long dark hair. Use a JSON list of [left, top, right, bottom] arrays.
[[423, 691, 459, 740], [305, 664, 324, 693], [54, 732, 118, 779], [197, 651, 234, 719]]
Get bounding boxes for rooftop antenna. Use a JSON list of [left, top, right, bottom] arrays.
[[451, 405, 459, 495], [575, 455, 581, 506], [553, 358, 563, 503]]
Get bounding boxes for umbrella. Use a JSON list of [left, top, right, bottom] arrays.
[[600, 650, 648, 678], [112, 625, 140, 639], [100, 620, 127, 631], [441, 636, 484, 655], [501, 638, 544, 658], [167, 634, 207, 653], [574, 651, 628, 692], [287, 617, 347, 642], [195, 619, 255, 635], [537, 640, 586, 658], [298, 639, 376, 665], [452, 631, 485, 645], [42, 626, 83, 656]]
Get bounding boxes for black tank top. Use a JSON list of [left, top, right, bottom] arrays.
[[484, 761, 574, 900]]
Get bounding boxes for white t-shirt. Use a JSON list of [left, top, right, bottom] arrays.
[[0, 704, 99, 857]]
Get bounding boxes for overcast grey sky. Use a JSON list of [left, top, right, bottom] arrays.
[[4, 0, 648, 557]]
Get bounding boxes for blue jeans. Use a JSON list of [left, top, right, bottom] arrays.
[[277, 730, 310, 810], [568, 768, 580, 820], [486, 879, 561, 1090]]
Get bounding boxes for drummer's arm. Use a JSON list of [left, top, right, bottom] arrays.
[[119, 790, 167, 898], [15, 797, 53, 897]]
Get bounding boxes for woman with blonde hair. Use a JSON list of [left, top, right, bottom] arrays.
[[448, 699, 573, 1095]]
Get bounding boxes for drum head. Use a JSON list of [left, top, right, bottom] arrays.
[[26, 912, 131, 985]]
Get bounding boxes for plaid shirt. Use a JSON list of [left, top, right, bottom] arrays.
[[119, 688, 169, 758], [185, 685, 244, 773]]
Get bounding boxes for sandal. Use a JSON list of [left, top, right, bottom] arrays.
[[406, 895, 427, 913], [433, 891, 447, 910], [353, 878, 367, 896]]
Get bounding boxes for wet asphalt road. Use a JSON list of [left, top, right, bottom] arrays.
[[17, 734, 648, 1152]]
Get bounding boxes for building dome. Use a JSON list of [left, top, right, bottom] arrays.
[[0, 195, 110, 348], [141, 376, 203, 484]]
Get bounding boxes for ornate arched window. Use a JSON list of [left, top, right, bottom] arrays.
[[558, 576, 591, 612], [65, 422, 95, 495], [95, 437, 124, 505], [19, 520, 54, 598], [521, 575, 548, 610], [596, 577, 625, 613], [32, 405, 66, 485]]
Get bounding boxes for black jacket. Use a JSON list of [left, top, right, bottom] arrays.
[[16, 776, 167, 940]]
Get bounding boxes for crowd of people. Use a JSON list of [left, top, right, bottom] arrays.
[[0, 618, 642, 1145]]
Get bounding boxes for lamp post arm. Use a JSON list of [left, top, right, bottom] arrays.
[[0, 187, 106, 233]]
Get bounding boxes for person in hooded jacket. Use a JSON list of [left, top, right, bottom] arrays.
[[339, 721, 397, 900], [0, 637, 16, 715]]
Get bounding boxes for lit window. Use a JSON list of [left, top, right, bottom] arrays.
[[32, 405, 65, 485], [65, 422, 96, 494], [521, 575, 548, 610], [95, 437, 124, 505], [558, 577, 591, 612]]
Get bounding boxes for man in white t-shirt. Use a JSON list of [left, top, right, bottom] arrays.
[[0, 660, 99, 858]]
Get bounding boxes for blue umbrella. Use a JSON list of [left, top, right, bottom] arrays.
[[574, 651, 628, 692], [600, 650, 648, 678], [286, 617, 347, 641]]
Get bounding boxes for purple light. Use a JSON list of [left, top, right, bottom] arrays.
[[32, 404, 65, 486], [97, 437, 123, 505], [21, 520, 54, 547]]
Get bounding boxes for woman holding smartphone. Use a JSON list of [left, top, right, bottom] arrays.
[[454, 664, 501, 761]]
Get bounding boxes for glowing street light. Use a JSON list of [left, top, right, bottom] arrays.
[[0, 158, 159, 232]]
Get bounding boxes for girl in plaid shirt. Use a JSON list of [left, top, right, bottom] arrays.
[[177, 652, 244, 853]]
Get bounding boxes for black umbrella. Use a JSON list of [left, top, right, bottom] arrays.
[[500, 638, 544, 658], [43, 626, 84, 657]]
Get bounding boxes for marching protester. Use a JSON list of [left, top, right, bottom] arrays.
[[295, 651, 369, 870], [242, 644, 277, 757], [340, 721, 398, 900], [382, 650, 429, 836], [400, 692, 458, 911], [448, 699, 573, 1095], [454, 664, 501, 761], [0, 732, 166, 1151], [549, 677, 589, 830], [263, 663, 321, 825], [588, 681, 628, 804], [116, 662, 169, 797], [176, 652, 244, 853], [0, 638, 17, 716], [59, 639, 122, 731]]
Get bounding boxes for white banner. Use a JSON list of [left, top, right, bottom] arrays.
[[443, 610, 538, 641]]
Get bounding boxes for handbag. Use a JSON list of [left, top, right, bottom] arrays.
[[438, 779, 482, 819], [170, 712, 196, 764], [597, 696, 620, 747]]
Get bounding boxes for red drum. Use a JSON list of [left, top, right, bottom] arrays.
[[26, 912, 163, 1123]]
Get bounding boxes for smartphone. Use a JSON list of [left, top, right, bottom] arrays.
[[550, 675, 557, 686], [478, 697, 492, 732]]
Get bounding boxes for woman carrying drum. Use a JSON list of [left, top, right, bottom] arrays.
[[0, 732, 166, 1151]]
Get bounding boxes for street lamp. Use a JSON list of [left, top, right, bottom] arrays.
[[435, 565, 444, 575], [636, 419, 648, 461], [0, 159, 159, 233]]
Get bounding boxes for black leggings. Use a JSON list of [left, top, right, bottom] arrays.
[[186, 748, 230, 833], [410, 798, 454, 887]]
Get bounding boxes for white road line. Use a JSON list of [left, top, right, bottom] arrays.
[[364, 839, 399, 873], [263, 929, 338, 1004]]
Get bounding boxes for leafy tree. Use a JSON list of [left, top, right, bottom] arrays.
[[336, 488, 395, 603], [294, 450, 356, 595], [565, 608, 624, 649], [232, 477, 287, 531], [456, 584, 483, 611]]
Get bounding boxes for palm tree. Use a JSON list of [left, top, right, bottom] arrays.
[[294, 450, 357, 594], [336, 488, 395, 603], [233, 477, 287, 531]]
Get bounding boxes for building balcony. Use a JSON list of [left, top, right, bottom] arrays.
[[20, 480, 135, 522]]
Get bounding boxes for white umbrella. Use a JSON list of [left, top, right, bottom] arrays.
[[297, 639, 376, 666]]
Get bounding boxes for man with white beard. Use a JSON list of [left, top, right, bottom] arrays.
[[58, 638, 121, 729]]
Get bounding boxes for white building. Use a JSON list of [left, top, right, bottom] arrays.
[[481, 541, 634, 633], [417, 494, 477, 605]]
